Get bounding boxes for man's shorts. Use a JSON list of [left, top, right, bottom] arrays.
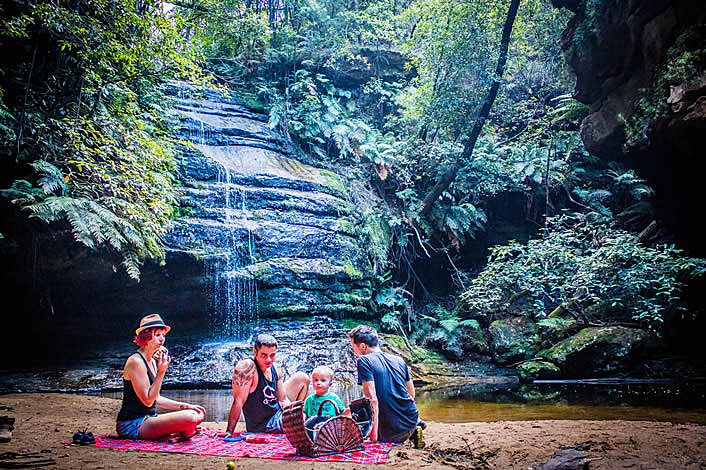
[[380, 426, 415, 444], [265, 409, 284, 433]]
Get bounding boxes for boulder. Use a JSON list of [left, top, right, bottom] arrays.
[[539, 326, 651, 376], [517, 360, 561, 381], [537, 317, 578, 347], [536, 448, 590, 470], [459, 320, 491, 356], [554, 0, 706, 253], [488, 317, 540, 364]]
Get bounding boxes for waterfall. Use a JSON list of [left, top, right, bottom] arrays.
[[205, 159, 258, 338], [175, 82, 258, 337]]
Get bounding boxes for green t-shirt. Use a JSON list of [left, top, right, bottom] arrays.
[[304, 392, 345, 418]]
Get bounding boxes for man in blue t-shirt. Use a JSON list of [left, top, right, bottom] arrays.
[[347, 325, 420, 443]]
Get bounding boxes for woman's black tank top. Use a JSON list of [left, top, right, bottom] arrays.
[[116, 353, 157, 422], [241, 359, 279, 432]]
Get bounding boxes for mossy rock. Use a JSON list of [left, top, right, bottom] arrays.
[[380, 334, 454, 384], [537, 317, 577, 346], [517, 360, 561, 381], [459, 320, 491, 355], [539, 326, 652, 377], [488, 317, 540, 365]]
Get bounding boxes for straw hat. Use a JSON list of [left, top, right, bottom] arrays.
[[135, 314, 171, 335]]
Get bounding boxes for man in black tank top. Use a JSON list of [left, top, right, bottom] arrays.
[[222, 334, 310, 436]]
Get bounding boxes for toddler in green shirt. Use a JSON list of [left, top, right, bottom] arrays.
[[304, 365, 346, 418]]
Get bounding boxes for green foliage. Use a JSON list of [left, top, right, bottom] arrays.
[[0, 0, 204, 279], [460, 215, 706, 332], [408, 303, 480, 360]]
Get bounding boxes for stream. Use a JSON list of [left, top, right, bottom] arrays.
[[2, 316, 705, 424], [98, 380, 706, 425]]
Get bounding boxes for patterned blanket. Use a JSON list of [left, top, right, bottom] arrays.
[[80, 429, 394, 464]]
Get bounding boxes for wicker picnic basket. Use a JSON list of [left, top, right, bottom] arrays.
[[283, 397, 371, 457]]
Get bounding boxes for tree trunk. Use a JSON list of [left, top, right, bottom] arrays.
[[419, 0, 521, 217]]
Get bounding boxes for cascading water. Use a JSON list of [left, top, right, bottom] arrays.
[[178, 83, 259, 338], [205, 160, 258, 337]]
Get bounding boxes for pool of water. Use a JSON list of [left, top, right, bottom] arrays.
[[101, 381, 706, 425]]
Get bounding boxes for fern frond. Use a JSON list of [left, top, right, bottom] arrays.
[[549, 95, 589, 124], [0, 180, 42, 203], [30, 160, 66, 195], [121, 248, 142, 281]]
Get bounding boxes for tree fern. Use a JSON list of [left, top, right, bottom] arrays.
[[26, 196, 151, 280], [0, 180, 44, 202]]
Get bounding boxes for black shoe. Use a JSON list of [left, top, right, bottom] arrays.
[[72, 429, 96, 445]]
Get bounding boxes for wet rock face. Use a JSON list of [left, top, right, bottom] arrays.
[[558, 0, 704, 157], [555, 0, 706, 253], [0, 317, 361, 393], [163, 82, 379, 320]]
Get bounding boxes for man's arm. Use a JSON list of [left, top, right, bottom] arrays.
[[406, 379, 415, 400], [225, 359, 256, 436], [361, 380, 379, 442], [274, 365, 290, 409]]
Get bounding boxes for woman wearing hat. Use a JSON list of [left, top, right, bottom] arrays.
[[116, 314, 206, 440]]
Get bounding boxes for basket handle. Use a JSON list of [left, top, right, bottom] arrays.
[[316, 398, 341, 416]]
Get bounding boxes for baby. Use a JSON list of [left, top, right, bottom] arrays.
[[303, 366, 346, 418]]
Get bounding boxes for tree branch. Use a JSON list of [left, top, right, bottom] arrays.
[[419, 0, 521, 217]]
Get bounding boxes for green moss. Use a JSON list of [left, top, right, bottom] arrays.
[[382, 334, 446, 364], [341, 318, 379, 331], [537, 317, 576, 331], [234, 91, 265, 113], [338, 216, 357, 235], [361, 209, 391, 268], [320, 169, 348, 197], [341, 289, 371, 306], [343, 259, 363, 279], [517, 360, 560, 381]]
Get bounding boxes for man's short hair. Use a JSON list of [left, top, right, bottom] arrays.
[[254, 333, 278, 351], [347, 325, 378, 347]]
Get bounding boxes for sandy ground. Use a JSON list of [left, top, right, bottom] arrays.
[[0, 393, 704, 469]]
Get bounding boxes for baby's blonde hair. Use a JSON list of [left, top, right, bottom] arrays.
[[311, 365, 334, 380]]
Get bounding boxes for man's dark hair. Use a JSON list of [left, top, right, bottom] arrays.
[[347, 325, 378, 347], [254, 333, 278, 351]]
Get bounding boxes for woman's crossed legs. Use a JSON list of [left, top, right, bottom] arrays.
[[138, 409, 205, 441]]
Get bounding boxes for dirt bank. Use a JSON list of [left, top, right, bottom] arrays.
[[0, 393, 704, 469]]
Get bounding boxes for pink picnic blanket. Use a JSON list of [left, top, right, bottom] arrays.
[[81, 428, 394, 464]]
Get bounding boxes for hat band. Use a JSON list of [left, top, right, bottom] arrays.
[[140, 320, 166, 329]]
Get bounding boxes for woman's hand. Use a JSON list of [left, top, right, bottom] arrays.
[[180, 403, 206, 417], [156, 349, 170, 373]]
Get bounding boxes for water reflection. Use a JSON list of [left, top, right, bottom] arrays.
[[102, 381, 706, 424]]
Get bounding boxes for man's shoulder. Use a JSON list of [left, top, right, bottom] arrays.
[[232, 358, 257, 389], [235, 357, 256, 370]]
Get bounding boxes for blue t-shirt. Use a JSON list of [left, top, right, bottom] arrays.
[[356, 351, 418, 442]]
